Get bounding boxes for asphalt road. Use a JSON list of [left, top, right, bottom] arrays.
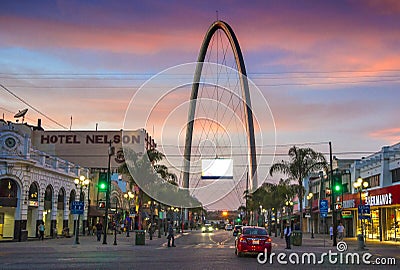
[[0, 230, 398, 269]]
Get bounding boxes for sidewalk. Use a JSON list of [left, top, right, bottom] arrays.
[[269, 232, 400, 258], [0, 230, 188, 250]]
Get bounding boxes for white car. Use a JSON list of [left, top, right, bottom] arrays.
[[225, 224, 233, 231], [202, 224, 214, 233]]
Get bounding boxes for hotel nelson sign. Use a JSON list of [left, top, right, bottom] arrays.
[[32, 130, 145, 168]]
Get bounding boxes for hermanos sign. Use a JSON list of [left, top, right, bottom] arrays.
[[32, 129, 148, 168], [365, 193, 392, 206]]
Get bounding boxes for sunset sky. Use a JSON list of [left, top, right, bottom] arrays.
[[1, 1, 400, 208]]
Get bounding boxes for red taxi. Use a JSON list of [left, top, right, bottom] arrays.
[[235, 226, 272, 257]]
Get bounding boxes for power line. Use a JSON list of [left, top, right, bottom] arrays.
[[0, 84, 69, 129], [1, 69, 400, 76], [4, 77, 400, 89]]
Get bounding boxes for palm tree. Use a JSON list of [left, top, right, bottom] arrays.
[[269, 146, 327, 232]]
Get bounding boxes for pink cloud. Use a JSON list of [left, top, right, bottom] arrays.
[[0, 15, 203, 55], [369, 128, 400, 144]]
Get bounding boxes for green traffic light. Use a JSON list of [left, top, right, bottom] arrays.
[[334, 185, 341, 192], [99, 182, 107, 191]]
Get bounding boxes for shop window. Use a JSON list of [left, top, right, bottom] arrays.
[[387, 207, 400, 241]]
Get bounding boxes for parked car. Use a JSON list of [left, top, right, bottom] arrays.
[[233, 225, 242, 236], [225, 224, 233, 231], [235, 226, 272, 257], [202, 223, 214, 233]]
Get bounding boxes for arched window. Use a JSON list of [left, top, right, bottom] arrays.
[[69, 190, 76, 210], [58, 189, 65, 210], [0, 179, 18, 207], [44, 185, 53, 210], [28, 182, 39, 207]]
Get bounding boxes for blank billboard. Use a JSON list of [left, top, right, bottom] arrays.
[[201, 159, 233, 179]]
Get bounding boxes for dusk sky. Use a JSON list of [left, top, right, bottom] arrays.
[[1, 1, 400, 209]]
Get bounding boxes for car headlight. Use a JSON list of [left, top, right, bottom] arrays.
[[208, 227, 213, 231], [202, 227, 206, 231]]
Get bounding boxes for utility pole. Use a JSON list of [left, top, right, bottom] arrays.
[[329, 142, 338, 246], [103, 141, 114, 245]]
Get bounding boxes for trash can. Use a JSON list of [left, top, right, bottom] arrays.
[[135, 230, 145, 245], [357, 234, 365, 250], [19, 230, 28, 242], [292, 230, 303, 246]]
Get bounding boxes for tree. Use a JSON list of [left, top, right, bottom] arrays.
[[269, 146, 327, 232]]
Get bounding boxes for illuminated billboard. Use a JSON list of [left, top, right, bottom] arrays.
[[201, 159, 233, 179]]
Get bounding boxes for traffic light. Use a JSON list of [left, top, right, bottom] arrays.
[[325, 188, 331, 196], [333, 174, 342, 194], [335, 203, 342, 211], [98, 172, 108, 192]]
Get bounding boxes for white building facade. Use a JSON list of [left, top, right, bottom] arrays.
[[0, 120, 88, 241]]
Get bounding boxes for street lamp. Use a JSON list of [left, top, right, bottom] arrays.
[[123, 191, 134, 237], [306, 192, 314, 238], [174, 208, 179, 233], [113, 198, 119, 245], [74, 175, 90, 245], [353, 176, 369, 249]]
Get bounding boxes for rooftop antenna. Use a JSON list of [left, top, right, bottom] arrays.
[[216, 10, 219, 21], [14, 108, 28, 123], [70, 116, 72, 131]]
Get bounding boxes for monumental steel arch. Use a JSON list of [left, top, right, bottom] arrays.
[[183, 20, 258, 195]]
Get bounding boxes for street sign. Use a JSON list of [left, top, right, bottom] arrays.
[[358, 205, 371, 220], [71, 201, 84, 215], [358, 205, 370, 215], [320, 199, 328, 218], [359, 215, 371, 220]]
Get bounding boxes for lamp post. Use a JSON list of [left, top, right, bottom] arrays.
[[149, 200, 154, 240], [113, 198, 118, 245], [174, 208, 179, 233], [157, 203, 162, 238], [74, 175, 90, 245], [353, 177, 369, 248], [306, 192, 314, 238], [285, 200, 294, 227], [123, 191, 134, 237]]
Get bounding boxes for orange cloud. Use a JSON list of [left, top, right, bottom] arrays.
[[369, 128, 400, 144]]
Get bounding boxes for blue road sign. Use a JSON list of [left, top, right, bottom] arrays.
[[71, 201, 84, 215], [320, 199, 328, 218], [358, 205, 370, 215], [358, 205, 371, 220]]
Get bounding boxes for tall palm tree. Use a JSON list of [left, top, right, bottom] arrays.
[[269, 146, 327, 231]]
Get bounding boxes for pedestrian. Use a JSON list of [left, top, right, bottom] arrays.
[[337, 222, 345, 241], [284, 223, 291, 249], [167, 221, 175, 247], [38, 221, 45, 240], [329, 224, 334, 240], [95, 221, 103, 241]]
